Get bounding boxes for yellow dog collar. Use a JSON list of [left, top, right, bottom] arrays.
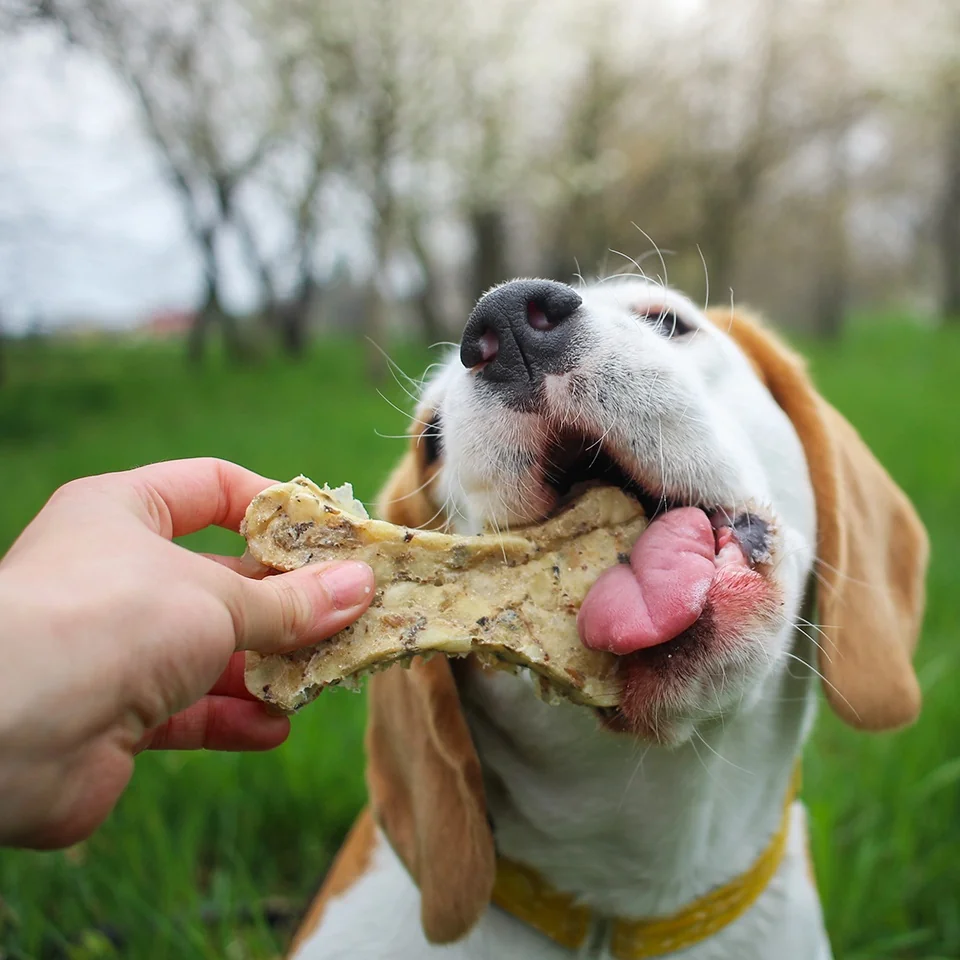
[[491, 768, 800, 959]]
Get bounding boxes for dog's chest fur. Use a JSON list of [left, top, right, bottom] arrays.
[[458, 657, 817, 919], [290, 803, 832, 960]]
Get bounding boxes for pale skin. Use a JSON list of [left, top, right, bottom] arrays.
[[0, 458, 376, 851]]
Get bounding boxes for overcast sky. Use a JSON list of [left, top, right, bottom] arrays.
[[0, 26, 206, 333]]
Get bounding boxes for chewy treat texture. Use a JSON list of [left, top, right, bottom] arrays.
[[241, 477, 647, 712]]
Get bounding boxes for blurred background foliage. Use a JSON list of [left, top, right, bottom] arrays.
[[0, 0, 959, 365], [0, 0, 959, 957]]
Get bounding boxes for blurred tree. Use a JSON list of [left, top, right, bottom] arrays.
[[7, 0, 957, 353], [542, 50, 630, 283], [464, 112, 510, 303], [806, 20, 860, 340], [935, 72, 960, 323], [245, 0, 361, 357], [353, 0, 402, 381], [38, 0, 283, 363], [447, 0, 532, 303], [812, 121, 853, 340], [532, 0, 884, 333], [405, 213, 446, 344], [261, 0, 478, 372], [682, 0, 798, 301]]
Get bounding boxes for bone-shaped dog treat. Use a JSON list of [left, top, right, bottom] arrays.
[[241, 476, 648, 712]]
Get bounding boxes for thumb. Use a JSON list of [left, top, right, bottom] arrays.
[[229, 560, 375, 653]]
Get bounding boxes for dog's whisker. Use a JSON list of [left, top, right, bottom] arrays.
[[778, 650, 860, 721], [694, 729, 755, 779], [617, 741, 653, 814], [630, 224, 672, 291], [767, 609, 839, 664], [714, 665, 727, 730], [366, 338, 425, 404], [376, 390, 434, 429], [697, 243, 710, 312], [365, 467, 437, 508]]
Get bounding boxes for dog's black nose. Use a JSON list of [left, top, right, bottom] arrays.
[[459, 280, 582, 401]]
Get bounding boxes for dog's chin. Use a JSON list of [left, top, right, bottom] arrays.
[[469, 495, 784, 744], [593, 583, 784, 747], [597, 706, 697, 748]]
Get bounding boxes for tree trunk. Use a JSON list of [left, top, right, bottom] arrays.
[[234, 204, 284, 345], [814, 126, 851, 340], [365, 215, 391, 381], [278, 277, 316, 359], [188, 287, 214, 365], [188, 281, 243, 364], [698, 188, 741, 303], [814, 265, 847, 340], [408, 223, 446, 343], [364, 285, 389, 383], [414, 277, 445, 345], [938, 100, 960, 323], [278, 308, 306, 357], [186, 231, 244, 364], [366, 158, 394, 381], [469, 207, 508, 303]]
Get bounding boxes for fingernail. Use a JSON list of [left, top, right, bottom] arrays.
[[320, 561, 374, 610]]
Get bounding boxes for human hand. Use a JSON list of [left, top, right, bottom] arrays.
[[0, 458, 375, 849]]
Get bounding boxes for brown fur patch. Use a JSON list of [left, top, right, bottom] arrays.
[[705, 307, 928, 731], [286, 809, 378, 956]]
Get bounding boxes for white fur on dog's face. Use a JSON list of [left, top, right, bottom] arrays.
[[415, 279, 818, 743]]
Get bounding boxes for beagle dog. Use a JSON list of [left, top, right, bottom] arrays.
[[287, 279, 928, 959]]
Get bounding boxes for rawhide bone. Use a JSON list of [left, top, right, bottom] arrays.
[[240, 476, 648, 712]]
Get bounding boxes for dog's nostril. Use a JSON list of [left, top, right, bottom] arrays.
[[527, 301, 554, 331], [479, 329, 499, 363]]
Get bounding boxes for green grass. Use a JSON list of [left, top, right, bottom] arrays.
[[0, 321, 958, 959]]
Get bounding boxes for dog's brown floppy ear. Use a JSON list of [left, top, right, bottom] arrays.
[[365, 438, 496, 943], [708, 308, 929, 731]]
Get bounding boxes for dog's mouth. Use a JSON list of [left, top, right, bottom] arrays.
[[535, 429, 776, 660], [523, 428, 784, 740], [542, 432, 682, 522], [541, 430, 772, 563]]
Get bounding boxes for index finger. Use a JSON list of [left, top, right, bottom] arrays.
[[114, 458, 278, 538], [208, 651, 260, 701]]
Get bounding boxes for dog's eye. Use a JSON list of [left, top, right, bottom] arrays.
[[421, 414, 442, 465], [637, 309, 693, 339]]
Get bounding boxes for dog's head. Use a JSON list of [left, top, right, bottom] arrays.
[[364, 278, 928, 942]]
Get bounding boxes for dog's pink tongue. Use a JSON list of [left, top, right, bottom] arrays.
[[578, 507, 716, 655]]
